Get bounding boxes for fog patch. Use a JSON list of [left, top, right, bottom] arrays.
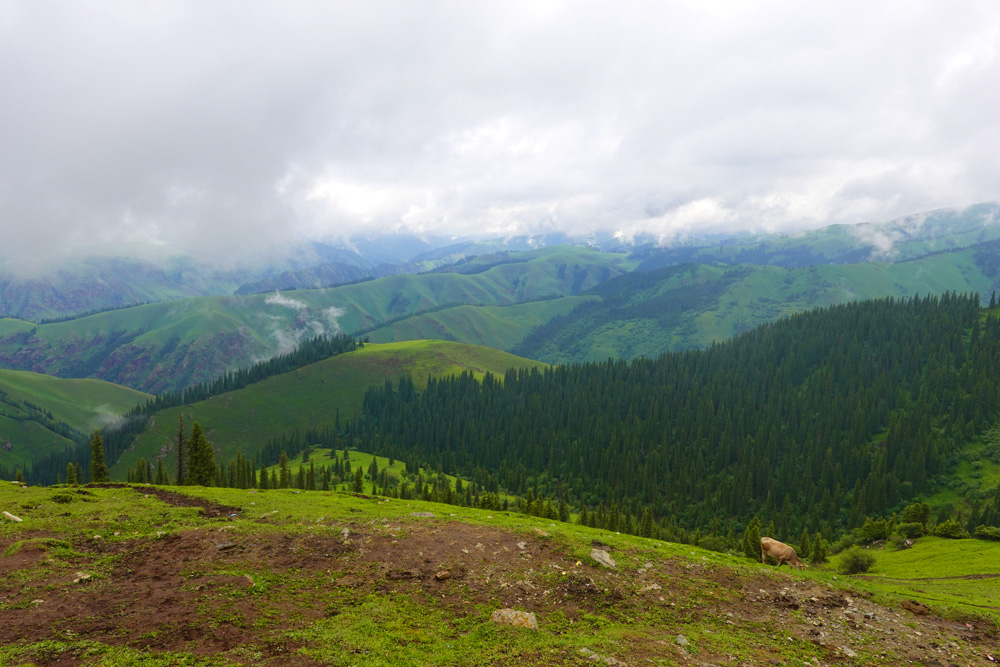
[[265, 292, 308, 311], [88, 405, 132, 432], [264, 291, 346, 356]]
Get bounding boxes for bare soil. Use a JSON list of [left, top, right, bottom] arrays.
[[1, 494, 997, 665]]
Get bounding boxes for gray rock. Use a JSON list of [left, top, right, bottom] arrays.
[[410, 511, 435, 517], [590, 548, 617, 568], [675, 634, 689, 647]]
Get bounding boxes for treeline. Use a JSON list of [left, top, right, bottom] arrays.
[[131, 333, 358, 416], [511, 264, 747, 359], [361, 292, 998, 540], [0, 389, 80, 442], [23, 333, 358, 485], [35, 301, 158, 325]]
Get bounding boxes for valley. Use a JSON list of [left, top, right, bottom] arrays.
[[4, 205, 1000, 664]]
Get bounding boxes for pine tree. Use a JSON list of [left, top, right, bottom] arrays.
[[811, 535, 828, 564], [90, 430, 110, 483], [742, 517, 761, 560], [279, 451, 291, 488], [353, 467, 364, 493], [154, 459, 169, 485], [65, 462, 78, 485], [640, 507, 654, 537], [798, 529, 812, 560], [186, 422, 216, 486], [176, 415, 186, 485]]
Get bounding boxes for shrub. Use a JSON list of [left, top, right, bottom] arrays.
[[860, 517, 891, 543], [974, 525, 1000, 541], [838, 547, 876, 575], [831, 532, 857, 554], [933, 519, 969, 539], [894, 522, 924, 539], [900, 502, 931, 530]]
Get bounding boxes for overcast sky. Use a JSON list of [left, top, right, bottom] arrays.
[[2, 0, 999, 271]]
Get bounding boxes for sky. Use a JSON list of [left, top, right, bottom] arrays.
[[2, 0, 1000, 271]]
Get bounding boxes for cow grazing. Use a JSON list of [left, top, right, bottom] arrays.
[[760, 536, 806, 569]]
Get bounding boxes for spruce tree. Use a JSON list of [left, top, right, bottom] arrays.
[[742, 517, 761, 560], [353, 467, 364, 493], [798, 529, 812, 560], [90, 430, 110, 484], [65, 462, 78, 485], [811, 535, 828, 564], [154, 459, 168, 485], [278, 451, 290, 488], [640, 507, 653, 537], [176, 415, 185, 485], [186, 422, 216, 486]]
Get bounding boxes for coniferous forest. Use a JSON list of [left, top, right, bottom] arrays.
[[359, 293, 998, 539]]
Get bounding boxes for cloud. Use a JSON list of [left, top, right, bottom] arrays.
[[263, 291, 344, 355], [264, 292, 307, 311], [2, 0, 999, 271]]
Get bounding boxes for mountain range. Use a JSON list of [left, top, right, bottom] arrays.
[[5, 202, 1000, 544]]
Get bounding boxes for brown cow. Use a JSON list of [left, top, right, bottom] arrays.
[[760, 536, 807, 569]]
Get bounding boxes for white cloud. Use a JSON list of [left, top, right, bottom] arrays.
[[264, 292, 307, 311], [2, 0, 999, 270]]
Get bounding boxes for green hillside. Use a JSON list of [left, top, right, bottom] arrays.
[[363, 296, 597, 349], [113, 340, 548, 479], [1, 483, 996, 665], [514, 246, 1000, 364], [636, 202, 1000, 269], [0, 369, 150, 471], [0, 246, 629, 393]]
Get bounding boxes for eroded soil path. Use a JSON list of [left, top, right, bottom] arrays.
[[1, 494, 997, 665]]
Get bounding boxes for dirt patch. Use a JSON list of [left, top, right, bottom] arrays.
[[1, 518, 998, 665], [88, 483, 240, 518]]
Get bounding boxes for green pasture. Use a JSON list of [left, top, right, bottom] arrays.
[[828, 537, 1000, 621], [364, 296, 596, 351], [0, 370, 150, 470], [114, 341, 548, 479], [0, 369, 150, 431], [2, 482, 994, 665]]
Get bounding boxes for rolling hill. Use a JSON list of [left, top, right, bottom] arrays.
[[111, 340, 548, 479], [2, 483, 996, 665], [0, 246, 629, 393], [513, 244, 1000, 363], [634, 202, 1000, 270], [0, 369, 150, 472]]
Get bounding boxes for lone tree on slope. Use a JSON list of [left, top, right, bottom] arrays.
[[90, 430, 110, 484]]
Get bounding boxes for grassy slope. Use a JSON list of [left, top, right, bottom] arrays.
[[0, 246, 629, 393], [514, 249, 997, 365], [364, 296, 597, 349], [0, 370, 150, 470], [832, 536, 1000, 618], [114, 341, 548, 479], [0, 483, 995, 666], [0, 369, 150, 430], [666, 202, 1000, 267]]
